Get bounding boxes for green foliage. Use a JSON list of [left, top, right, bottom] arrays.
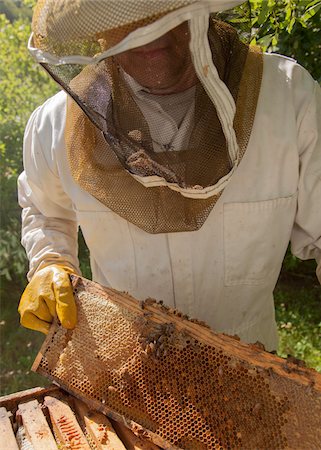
[[250, 0, 321, 80], [0, 0, 32, 22], [0, 14, 56, 170], [0, 279, 49, 394], [0, 13, 57, 281], [275, 282, 321, 371], [78, 230, 92, 279], [282, 247, 317, 274]]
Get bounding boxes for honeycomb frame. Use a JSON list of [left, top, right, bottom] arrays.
[[32, 275, 321, 449]]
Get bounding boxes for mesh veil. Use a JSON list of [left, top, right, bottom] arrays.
[[30, 1, 263, 233]]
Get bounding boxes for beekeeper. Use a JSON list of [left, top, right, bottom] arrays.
[[18, 0, 321, 351]]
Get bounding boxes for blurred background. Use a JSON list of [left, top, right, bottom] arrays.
[[0, 0, 320, 395]]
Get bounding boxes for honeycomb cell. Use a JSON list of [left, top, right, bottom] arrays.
[[33, 276, 321, 450]]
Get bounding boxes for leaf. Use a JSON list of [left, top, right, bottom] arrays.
[[306, 0, 321, 7], [284, 4, 292, 23], [257, 0, 270, 25], [301, 2, 321, 22], [257, 33, 274, 48], [286, 17, 296, 33]]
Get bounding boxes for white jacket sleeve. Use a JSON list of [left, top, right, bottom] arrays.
[[290, 72, 321, 284], [18, 101, 80, 280]]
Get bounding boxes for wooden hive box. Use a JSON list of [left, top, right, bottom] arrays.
[[31, 275, 321, 449], [0, 385, 161, 449]]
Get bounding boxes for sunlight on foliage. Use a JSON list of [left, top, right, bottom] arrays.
[[249, 0, 321, 80], [0, 14, 57, 281]]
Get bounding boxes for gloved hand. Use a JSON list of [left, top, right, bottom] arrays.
[[18, 264, 77, 334]]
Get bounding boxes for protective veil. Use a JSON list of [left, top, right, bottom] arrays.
[[29, 0, 263, 233]]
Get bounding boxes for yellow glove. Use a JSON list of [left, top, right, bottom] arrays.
[[18, 264, 77, 334]]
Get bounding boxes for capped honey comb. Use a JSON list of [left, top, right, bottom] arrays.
[[32, 275, 321, 449]]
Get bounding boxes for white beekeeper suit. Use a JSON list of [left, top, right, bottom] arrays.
[[18, 47, 321, 351]]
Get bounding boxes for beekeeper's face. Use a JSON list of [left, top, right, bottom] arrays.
[[114, 22, 198, 94]]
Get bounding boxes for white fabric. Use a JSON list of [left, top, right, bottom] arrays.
[[18, 53, 321, 351], [189, 14, 239, 164]]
